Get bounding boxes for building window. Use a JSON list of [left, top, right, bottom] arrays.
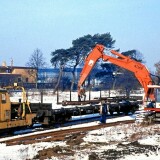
[[26, 78, 28, 83], [18, 77, 21, 82], [1, 93, 6, 103]]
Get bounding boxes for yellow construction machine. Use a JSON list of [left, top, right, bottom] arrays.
[[0, 84, 36, 131]]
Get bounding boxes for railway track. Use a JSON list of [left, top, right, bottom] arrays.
[[1, 112, 128, 137], [0, 119, 135, 146], [2, 112, 131, 137]]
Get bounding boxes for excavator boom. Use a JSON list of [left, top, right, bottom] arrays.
[[78, 44, 155, 101], [78, 44, 104, 87]]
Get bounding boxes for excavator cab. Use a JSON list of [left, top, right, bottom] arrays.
[[142, 85, 160, 122], [145, 85, 160, 110], [156, 88, 160, 108]]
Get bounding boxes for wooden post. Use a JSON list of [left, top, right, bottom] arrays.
[[41, 90, 43, 104], [70, 90, 71, 101], [26, 89, 28, 100], [57, 88, 59, 104], [89, 87, 91, 101]]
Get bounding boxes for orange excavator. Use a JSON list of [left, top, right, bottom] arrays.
[[78, 44, 160, 115]]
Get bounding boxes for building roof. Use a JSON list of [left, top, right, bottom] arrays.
[[0, 66, 36, 70], [0, 73, 21, 76], [8, 66, 36, 69]]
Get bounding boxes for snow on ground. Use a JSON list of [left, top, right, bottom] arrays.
[[0, 115, 159, 160], [1, 90, 158, 160], [0, 141, 66, 160]]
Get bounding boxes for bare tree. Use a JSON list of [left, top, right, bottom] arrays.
[[51, 49, 69, 93], [155, 61, 160, 75], [26, 49, 47, 88], [154, 61, 160, 84]]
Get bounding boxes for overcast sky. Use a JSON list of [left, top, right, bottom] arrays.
[[0, 0, 160, 71]]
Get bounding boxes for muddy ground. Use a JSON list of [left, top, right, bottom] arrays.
[[31, 123, 160, 160]]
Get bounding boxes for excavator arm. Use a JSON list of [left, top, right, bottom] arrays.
[[78, 44, 155, 101], [78, 44, 104, 87]]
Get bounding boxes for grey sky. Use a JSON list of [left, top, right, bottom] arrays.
[[0, 0, 160, 71]]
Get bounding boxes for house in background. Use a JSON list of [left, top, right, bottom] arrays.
[[11, 66, 37, 83], [0, 64, 37, 87]]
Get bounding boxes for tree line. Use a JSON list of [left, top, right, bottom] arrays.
[[26, 33, 160, 94]]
